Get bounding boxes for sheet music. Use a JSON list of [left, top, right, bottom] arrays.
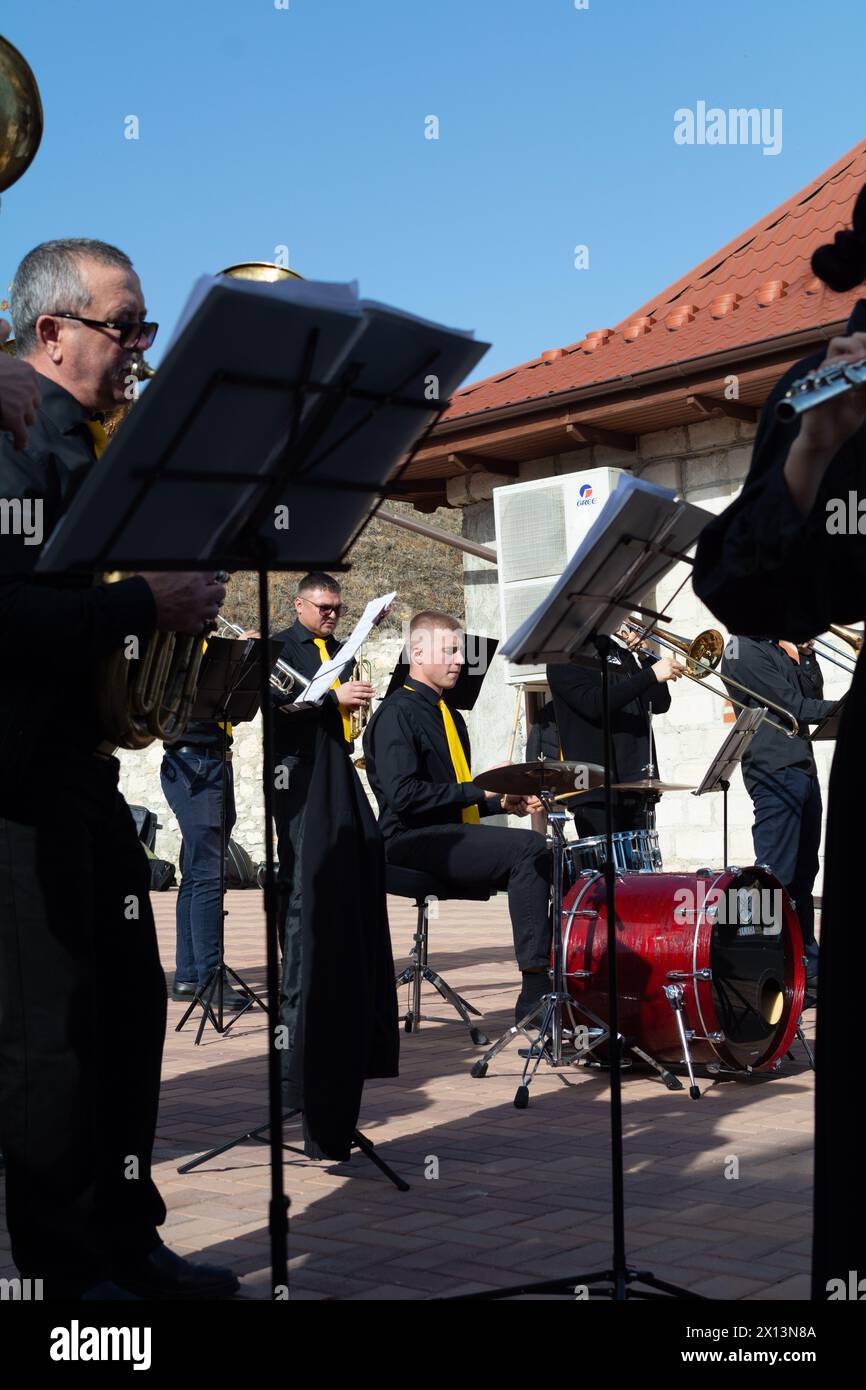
[[164, 274, 362, 357], [293, 591, 397, 706]]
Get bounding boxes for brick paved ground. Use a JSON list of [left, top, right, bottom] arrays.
[[0, 890, 816, 1300]]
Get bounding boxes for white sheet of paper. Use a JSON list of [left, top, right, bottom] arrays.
[[293, 591, 397, 706], [163, 274, 362, 358]]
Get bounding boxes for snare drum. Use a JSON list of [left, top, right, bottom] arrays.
[[567, 827, 662, 877]]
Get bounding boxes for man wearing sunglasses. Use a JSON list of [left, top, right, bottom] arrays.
[[270, 574, 373, 1038], [0, 239, 238, 1299]]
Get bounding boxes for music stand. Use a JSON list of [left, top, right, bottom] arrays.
[[693, 706, 766, 865], [810, 696, 847, 741], [454, 475, 710, 1302], [35, 278, 488, 1295], [173, 634, 281, 1043]]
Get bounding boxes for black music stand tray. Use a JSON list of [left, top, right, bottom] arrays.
[[452, 475, 710, 1302], [810, 696, 847, 741], [173, 634, 280, 1043], [36, 279, 487, 1294], [692, 705, 766, 865]]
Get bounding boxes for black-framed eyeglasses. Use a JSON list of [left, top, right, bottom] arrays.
[[301, 598, 343, 615], [51, 312, 159, 351]]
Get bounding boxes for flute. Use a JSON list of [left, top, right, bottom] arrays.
[[776, 355, 866, 421]]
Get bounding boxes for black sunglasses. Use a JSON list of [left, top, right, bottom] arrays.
[[301, 598, 343, 615], [51, 312, 159, 351]]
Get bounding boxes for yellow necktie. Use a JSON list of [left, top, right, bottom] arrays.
[[85, 419, 110, 457], [315, 637, 352, 742], [199, 637, 231, 736], [404, 684, 479, 824]]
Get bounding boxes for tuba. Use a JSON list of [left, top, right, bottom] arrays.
[[96, 574, 227, 751], [0, 35, 43, 205]]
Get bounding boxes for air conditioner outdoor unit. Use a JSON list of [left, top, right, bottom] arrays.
[[493, 468, 628, 685]]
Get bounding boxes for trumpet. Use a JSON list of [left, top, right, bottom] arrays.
[[214, 615, 311, 695], [624, 619, 799, 738], [776, 355, 866, 421], [350, 647, 373, 741]]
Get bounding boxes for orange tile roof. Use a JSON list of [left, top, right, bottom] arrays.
[[444, 139, 866, 424]]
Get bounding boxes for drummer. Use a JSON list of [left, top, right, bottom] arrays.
[[547, 621, 686, 836], [363, 610, 553, 1024]]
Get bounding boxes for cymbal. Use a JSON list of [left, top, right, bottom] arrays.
[[474, 760, 606, 797], [611, 778, 695, 794]]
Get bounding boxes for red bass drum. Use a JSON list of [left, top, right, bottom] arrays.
[[560, 866, 806, 1071]]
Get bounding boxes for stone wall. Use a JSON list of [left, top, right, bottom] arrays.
[[457, 412, 848, 877]]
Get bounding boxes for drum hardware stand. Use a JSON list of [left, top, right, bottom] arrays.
[[662, 985, 702, 1099], [175, 638, 268, 1043], [177, 1107, 409, 1191], [469, 794, 615, 1102], [397, 905, 488, 1045], [790, 1025, 816, 1070]]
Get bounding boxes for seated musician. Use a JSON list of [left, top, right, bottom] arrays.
[[547, 621, 685, 836], [363, 610, 552, 1024]]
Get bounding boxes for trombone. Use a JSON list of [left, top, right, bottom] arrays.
[[624, 619, 800, 738], [811, 624, 863, 674]]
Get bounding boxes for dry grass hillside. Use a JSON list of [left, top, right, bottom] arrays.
[[222, 501, 466, 636]]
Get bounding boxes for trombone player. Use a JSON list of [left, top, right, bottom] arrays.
[[547, 619, 687, 836], [721, 636, 837, 998], [0, 239, 238, 1299]]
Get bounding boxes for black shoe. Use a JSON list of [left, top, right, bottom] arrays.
[[172, 979, 250, 1010], [113, 1245, 240, 1300]]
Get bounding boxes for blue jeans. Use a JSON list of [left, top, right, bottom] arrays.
[[747, 766, 822, 951], [160, 749, 236, 985]]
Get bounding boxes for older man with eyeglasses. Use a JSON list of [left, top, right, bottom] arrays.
[[0, 239, 237, 1300]]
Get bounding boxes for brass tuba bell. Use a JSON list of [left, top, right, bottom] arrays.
[[0, 35, 43, 202]]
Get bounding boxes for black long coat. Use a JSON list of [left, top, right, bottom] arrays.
[[693, 299, 866, 1299], [283, 698, 399, 1160]]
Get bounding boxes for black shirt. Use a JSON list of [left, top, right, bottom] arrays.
[[720, 637, 835, 788], [547, 645, 670, 803], [0, 376, 156, 793], [362, 679, 499, 839], [271, 617, 355, 760], [693, 298, 866, 640], [797, 649, 824, 701]]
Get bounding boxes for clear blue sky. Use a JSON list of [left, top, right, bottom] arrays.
[[2, 0, 864, 382]]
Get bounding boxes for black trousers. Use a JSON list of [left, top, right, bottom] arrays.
[[0, 753, 167, 1290], [385, 822, 551, 970], [746, 766, 822, 950]]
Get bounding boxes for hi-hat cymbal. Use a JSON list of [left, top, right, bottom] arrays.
[[474, 760, 606, 797], [611, 778, 695, 794]]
